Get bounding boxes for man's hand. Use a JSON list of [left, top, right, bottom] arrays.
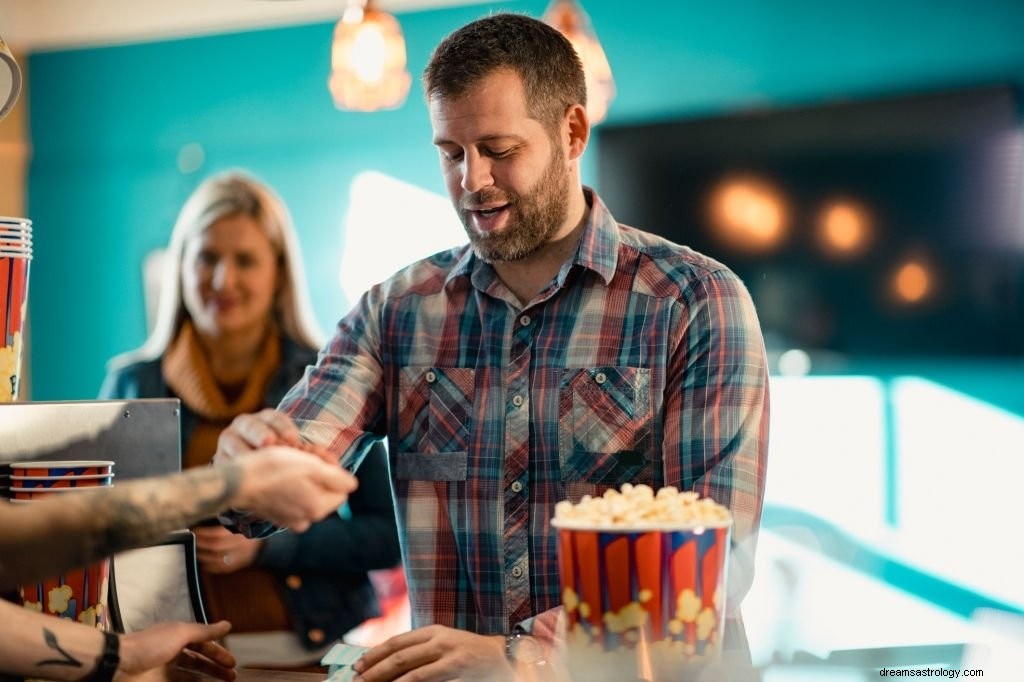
[[229, 446, 357, 532], [352, 625, 513, 682], [214, 409, 333, 465], [118, 620, 236, 681], [194, 526, 262, 574]]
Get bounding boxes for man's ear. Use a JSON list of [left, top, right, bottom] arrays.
[[564, 103, 590, 161]]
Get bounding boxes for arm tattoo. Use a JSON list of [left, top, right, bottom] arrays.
[[92, 464, 242, 555], [35, 627, 83, 668], [0, 463, 244, 590]]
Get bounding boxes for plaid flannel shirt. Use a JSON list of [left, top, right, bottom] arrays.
[[237, 188, 769, 637]]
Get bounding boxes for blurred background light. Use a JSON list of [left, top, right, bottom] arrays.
[[778, 348, 812, 376], [543, 0, 615, 125], [818, 199, 872, 258], [328, 0, 411, 112], [708, 176, 788, 252], [892, 259, 933, 304]]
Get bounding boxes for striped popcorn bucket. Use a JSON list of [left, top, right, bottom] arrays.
[[553, 518, 732, 681]]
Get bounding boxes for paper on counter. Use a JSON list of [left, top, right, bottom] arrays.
[[322, 642, 370, 682]]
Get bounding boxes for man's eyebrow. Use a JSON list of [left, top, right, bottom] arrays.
[[432, 134, 524, 146]]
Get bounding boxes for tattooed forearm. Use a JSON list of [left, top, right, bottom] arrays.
[[0, 462, 243, 590], [92, 463, 242, 555], [35, 628, 83, 669]]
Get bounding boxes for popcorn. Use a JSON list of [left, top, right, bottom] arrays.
[[695, 608, 717, 641], [553, 483, 731, 528], [79, 605, 100, 627], [48, 584, 73, 614], [554, 483, 733, 673], [676, 588, 701, 623], [603, 601, 649, 634]]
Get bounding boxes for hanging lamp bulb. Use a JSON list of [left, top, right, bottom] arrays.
[[328, 0, 411, 111], [543, 0, 615, 124]]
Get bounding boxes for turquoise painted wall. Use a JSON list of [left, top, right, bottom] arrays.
[[24, 0, 1024, 399]]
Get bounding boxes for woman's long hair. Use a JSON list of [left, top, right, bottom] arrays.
[[108, 169, 324, 369]]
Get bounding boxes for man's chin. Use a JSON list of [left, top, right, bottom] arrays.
[[471, 241, 539, 264]]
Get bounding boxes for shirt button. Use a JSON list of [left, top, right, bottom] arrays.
[[511, 480, 523, 493], [307, 628, 325, 643], [595, 371, 607, 385], [519, 314, 531, 327], [425, 370, 437, 383], [511, 565, 524, 579], [285, 575, 302, 590], [511, 394, 524, 407]]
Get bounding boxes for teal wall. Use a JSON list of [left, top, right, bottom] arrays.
[[24, 0, 1024, 399]]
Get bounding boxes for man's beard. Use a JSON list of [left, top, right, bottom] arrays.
[[459, 145, 569, 263]]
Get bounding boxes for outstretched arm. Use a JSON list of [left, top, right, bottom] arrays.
[[0, 446, 356, 590], [0, 598, 236, 681]]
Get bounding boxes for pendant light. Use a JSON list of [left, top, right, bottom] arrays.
[[543, 0, 615, 124], [328, 0, 411, 111]]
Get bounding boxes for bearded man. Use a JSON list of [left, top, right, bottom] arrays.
[[215, 12, 769, 681]]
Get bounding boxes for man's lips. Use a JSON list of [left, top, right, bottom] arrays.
[[465, 204, 509, 231], [464, 201, 508, 214]]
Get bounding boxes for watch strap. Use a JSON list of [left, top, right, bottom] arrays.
[[505, 631, 545, 666], [504, 632, 520, 663], [88, 631, 120, 682]]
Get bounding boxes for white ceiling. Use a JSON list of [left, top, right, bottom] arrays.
[[0, 0, 486, 52]]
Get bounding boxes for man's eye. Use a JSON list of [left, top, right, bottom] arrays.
[[487, 148, 512, 159], [442, 150, 464, 163]]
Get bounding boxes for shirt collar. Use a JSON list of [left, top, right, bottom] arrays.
[[572, 186, 620, 286]]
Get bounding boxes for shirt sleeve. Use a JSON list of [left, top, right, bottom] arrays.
[[222, 291, 390, 537], [279, 289, 389, 467], [665, 267, 770, 612]]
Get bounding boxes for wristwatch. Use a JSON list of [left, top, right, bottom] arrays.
[[88, 631, 120, 682], [505, 632, 546, 667]]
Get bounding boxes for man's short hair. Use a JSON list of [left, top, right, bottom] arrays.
[[423, 12, 587, 131]]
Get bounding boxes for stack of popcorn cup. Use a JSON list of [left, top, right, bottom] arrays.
[[10, 460, 115, 629], [0, 216, 31, 402], [552, 484, 733, 681], [0, 461, 10, 499]]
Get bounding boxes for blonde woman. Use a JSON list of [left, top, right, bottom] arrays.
[[101, 170, 400, 669]]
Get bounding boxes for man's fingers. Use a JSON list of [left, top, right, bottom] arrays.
[[252, 408, 303, 444], [170, 622, 237, 681], [219, 409, 300, 457], [186, 618, 235, 659], [215, 430, 248, 461], [357, 629, 431, 671], [313, 462, 359, 493], [190, 620, 233, 643], [173, 649, 236, 682]]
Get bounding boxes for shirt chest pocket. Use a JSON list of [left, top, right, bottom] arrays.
[[558, 366, 653, 486], [396, 366, 475, 480]]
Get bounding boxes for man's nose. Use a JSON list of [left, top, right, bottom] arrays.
[[461, 154, 493, 194]]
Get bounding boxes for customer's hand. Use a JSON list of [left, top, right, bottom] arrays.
[[118, 620, 236, 681], [215, 408, 333, 464], [352, 625, 514, 682], [194, 526, 262, 574], [229, 445, 356, 532]]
